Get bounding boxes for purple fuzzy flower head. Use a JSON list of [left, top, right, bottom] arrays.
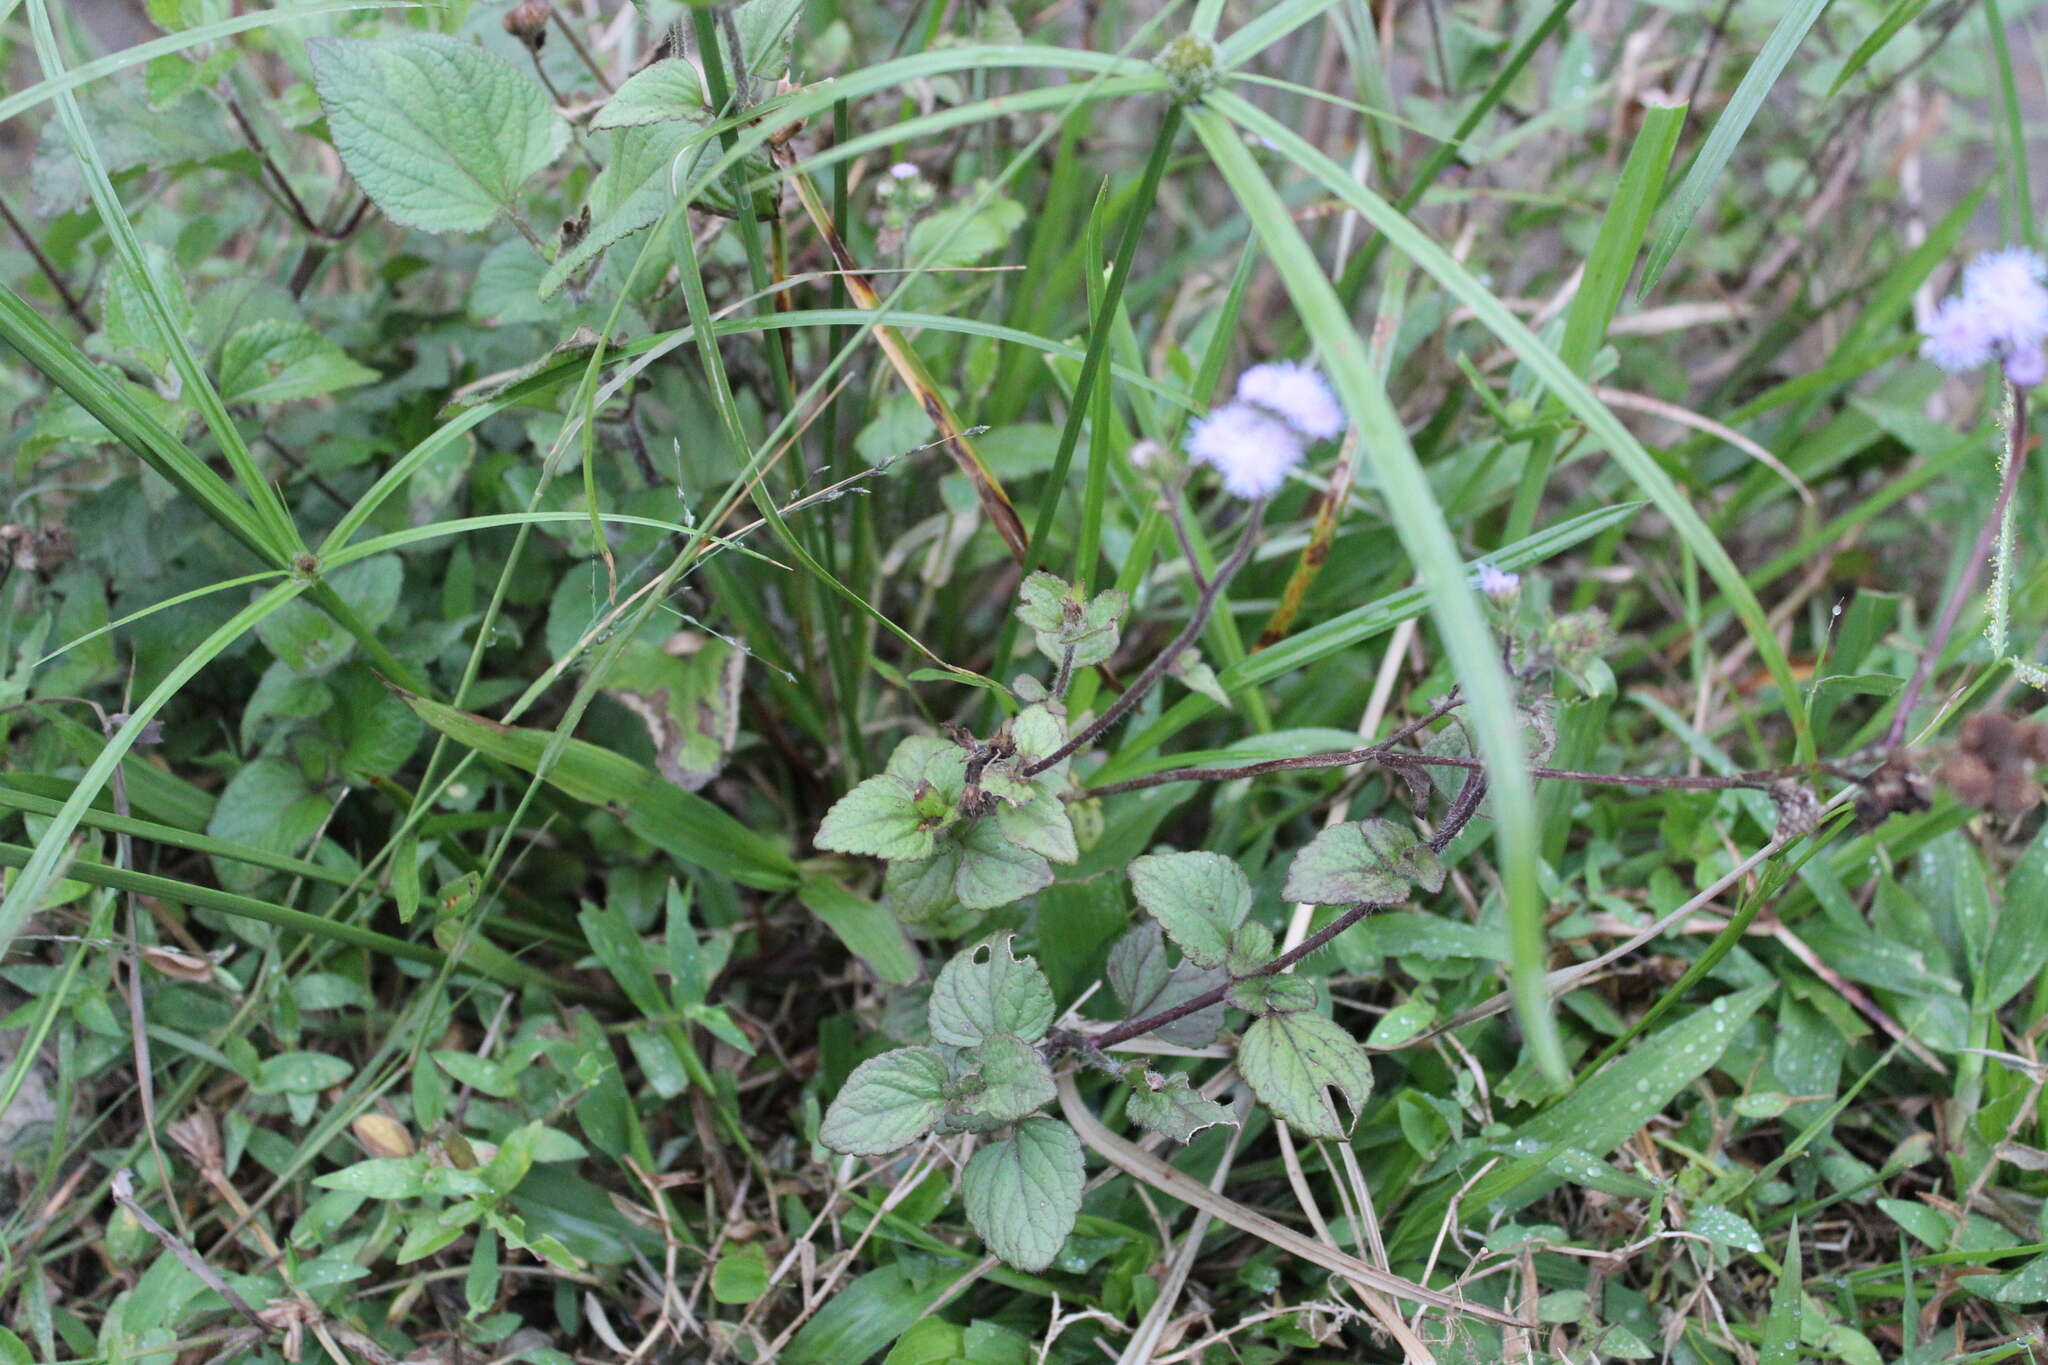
[[1236, 361, 1346, 442], [1473, 562, 1520, 598], [1921, 246, 2048, 387], [1185, 401, 1307, 499]]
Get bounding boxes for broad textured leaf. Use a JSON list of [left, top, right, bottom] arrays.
[[952, 818, 1052, 910], [884, 841, 963, 923], [946, 1033, 1055, 1126], [591, 57, 707, 129], [1127, 850, 1253, 968], [819, 1047, 948, 1155], [927, 934, 1055, 1047], [1227, 972, 1317, 1015], [1106, 923, 1227, 1048], [602, 637, 743, 792], [960, 1116, 1083, 1271], [218, 319, 377, 404], [994, 785, 1077, 862], [540, 121, 762, 297], [1238, 1011, 1373, 1139], [815, 775, 936, 861], [1282, 819, 1443, 907], [308, 35, 567, 234], [1125, 1068, 1236, 1143]]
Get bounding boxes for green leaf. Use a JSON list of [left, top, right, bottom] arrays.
[[1986, 819, 2048, 1009], [993, 785, 1077, 863], [1690, 1204, 1764, 1253], [819, 1047, 949, 1155], [591, 58, 707, 129], [1830, 0, 1933, 94], [540, 120, 761, 297], [217, 319, 378, 405], [1105, 922, 1228, 1048], [960, 1116, 1084, 1271], [711, 1241, 770, 1305], [796, 879, 921, 986], [433, 1050, 517, 1099], [1638, 0, 1831, 291], [1759, 1222, 1802, 1365], [1127, 851, 1253, 969], [946, 1033, 1055, 1126], [1502, 984, 1774, 1210], [1281, 819, 1443, 908], [396, 690, 797, 889], [927, 934, 1055, 1047], [952, 819, 1053, 911], [1237, 1011, 1373, 1139], [884, 842, 963, 923], [784, 1262, 971, 1365], [308, 34, 568, 234], [1014, 571, 1126, 667], [1124, 1067, 1236, 1144], [815, 775, 942, 860], [254, 1050, 354, 1095], [1227, 973, 1317, 1015], [314, 1155, 428, 1199]]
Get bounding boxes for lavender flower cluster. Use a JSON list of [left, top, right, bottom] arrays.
[[1184, 362, 1346, 498], [1921, 247, 2048, 389]]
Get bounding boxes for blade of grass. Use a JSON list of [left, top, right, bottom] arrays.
[[1829, 0, 1934, 94], [28, 0, 301, 555], [1639, 0, 1834, 293], [0, 286, 278, 562], [1027, 104, 1184, 575], [1216, 90, 1814, 766], [1506, 98, 1687, 543], [0, 581, 311, 948], [1981, 0, 2036, 248], [1189, 106, 1560, 1080]]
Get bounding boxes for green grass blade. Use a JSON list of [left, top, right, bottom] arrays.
[[1027, 106, 1183, 574], [0, 787, 345, 884], [1639, 0, 1834, 293], [1188, 106, 1560, 1080], [1981, 0, 2035, 247], [0, 579, 310, 948], [1215, 0, 1340, 66], [1214, 90, 1813, 766], [0, 285, 280, 564], [27, 0, 302, 555], [1558, 101, 1689, 375], [1829, 0, 1934, 94]]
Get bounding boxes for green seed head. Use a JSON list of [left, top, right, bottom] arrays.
[[1155, 33, 1220, 103]]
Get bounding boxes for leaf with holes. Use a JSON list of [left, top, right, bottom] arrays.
[[1238, 1011, 1373, 1139], [1128, 851, 1253, 969], [960, 1116, 1084, 1272], [308, 35, 567, 234], [927, 934, 1055, 1047], [1124, 1067, 1236, 1144], [819, 1047, 949, 1156]]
